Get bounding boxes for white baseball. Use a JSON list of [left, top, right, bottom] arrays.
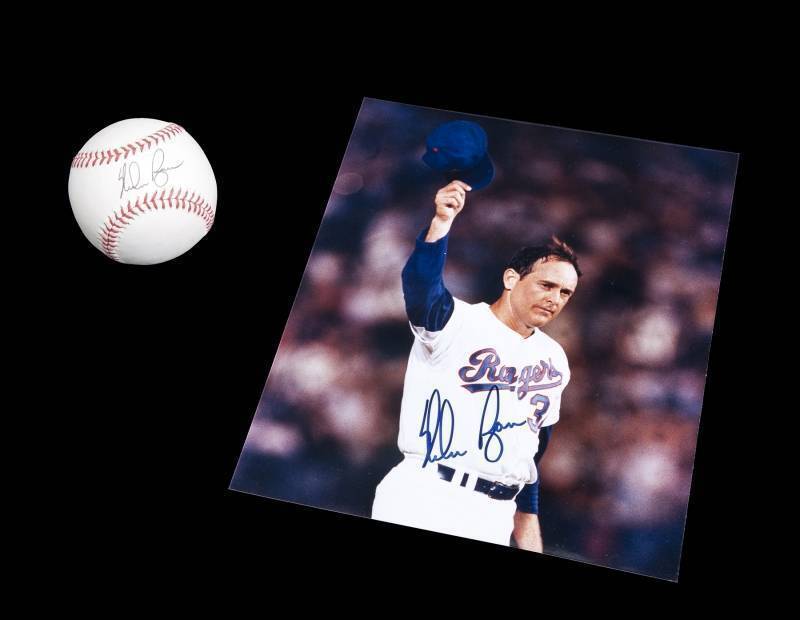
[[68, 118, 217, 265]]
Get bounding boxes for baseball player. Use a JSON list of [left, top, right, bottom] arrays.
[[371, 180, 581, 550]]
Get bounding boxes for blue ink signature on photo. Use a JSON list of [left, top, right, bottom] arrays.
[[478, 385, 527, 463], [419, 389, 468, 467]]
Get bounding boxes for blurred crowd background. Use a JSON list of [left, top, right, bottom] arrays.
[[231, 98, 738, 580]]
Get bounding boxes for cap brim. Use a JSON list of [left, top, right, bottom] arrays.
[[442, 152, 495, 191]]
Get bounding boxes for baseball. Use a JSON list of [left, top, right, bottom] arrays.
[[68, 118, 217, 265]]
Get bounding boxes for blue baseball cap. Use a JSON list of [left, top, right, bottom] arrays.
[[422, 120, 495, 190]]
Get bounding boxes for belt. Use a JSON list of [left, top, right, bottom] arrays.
[[436, 464, 520, 501]]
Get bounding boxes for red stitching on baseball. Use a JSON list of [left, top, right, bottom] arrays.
[[96, 187, 214, 262], [71, 123, 185, 168]]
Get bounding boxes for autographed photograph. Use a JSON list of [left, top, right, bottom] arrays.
[[230, 97, 739, 581]]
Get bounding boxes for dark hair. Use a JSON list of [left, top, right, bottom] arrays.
[[507, 236, 582, 279]]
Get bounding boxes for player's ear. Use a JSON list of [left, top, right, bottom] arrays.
[[504, 269, 520, 290]]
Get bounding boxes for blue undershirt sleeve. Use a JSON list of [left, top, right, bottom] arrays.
[[514, 425, 555, 514], [401, 227, 455, 331]]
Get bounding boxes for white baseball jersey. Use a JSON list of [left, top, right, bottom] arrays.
[[397, 298, 570, 487]]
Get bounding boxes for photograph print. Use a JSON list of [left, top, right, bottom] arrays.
[[230, 97, 738, 581]]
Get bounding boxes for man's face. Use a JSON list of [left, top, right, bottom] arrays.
[[507, 258, 578, 329]]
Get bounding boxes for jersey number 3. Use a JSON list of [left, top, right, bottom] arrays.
[[527, 395, 550, 433]]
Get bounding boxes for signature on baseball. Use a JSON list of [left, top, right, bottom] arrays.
[[118, 148, 184, 198]]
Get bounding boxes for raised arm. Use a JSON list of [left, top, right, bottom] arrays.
[[425, 180, 472, 242], [402, 181, 472, 330]]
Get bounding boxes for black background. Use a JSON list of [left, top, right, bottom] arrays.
[[36, 68, 752, 600]]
